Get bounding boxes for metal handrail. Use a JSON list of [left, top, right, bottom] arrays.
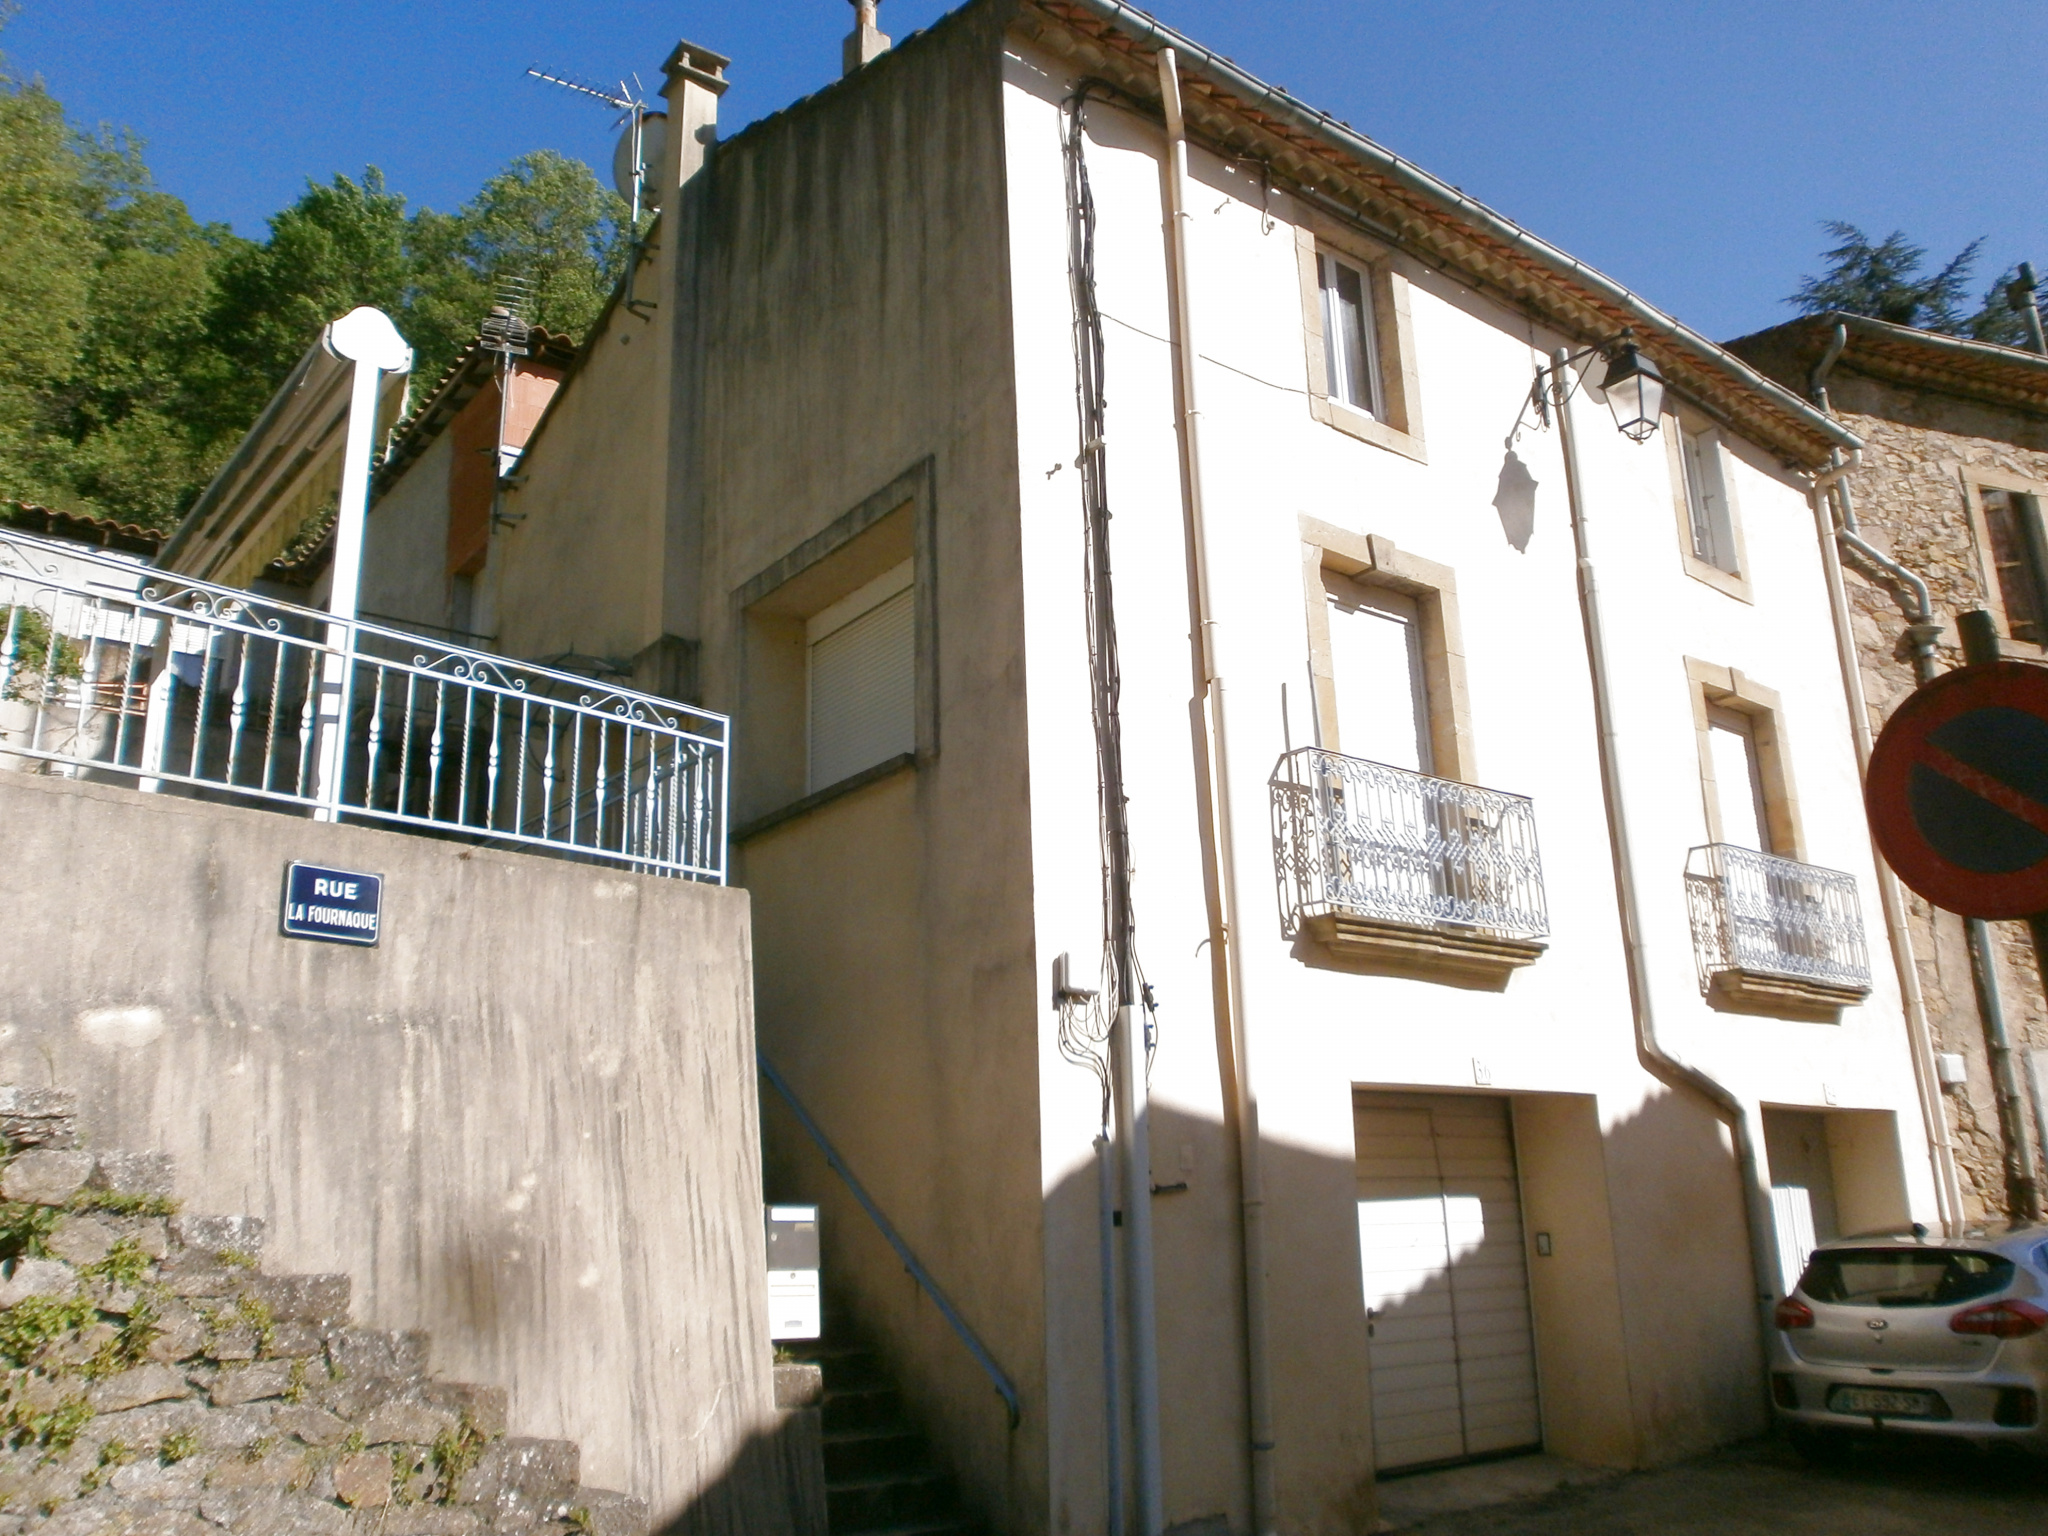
[[0, 527, 727, 882], [1271, 746, 1548, 939], [757, 1052, 1021, 1429], [1685, 842, 1871, 992]]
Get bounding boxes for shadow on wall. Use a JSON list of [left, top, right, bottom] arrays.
[[755, 1052, 1778, 1535], [652, 1415, 826, 1536], [1493, 450, 1539, 553]]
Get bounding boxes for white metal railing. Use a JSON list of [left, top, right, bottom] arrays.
[[0, 527, 727, 882], [1685, 843, 1869, 992], [1271, 747, 1548, 940]]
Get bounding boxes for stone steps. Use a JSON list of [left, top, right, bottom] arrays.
[[781, 1330, 981, 1536], [0, 1088, 644, 1536]]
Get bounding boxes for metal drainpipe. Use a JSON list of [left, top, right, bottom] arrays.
[[1549, 353, 1786, 1393], [1808, 325, 1971, 1231], [1955, 613, 2044, 1221], [1112, 996, 1164, 1536], [1155, 47, 1277, 1536]]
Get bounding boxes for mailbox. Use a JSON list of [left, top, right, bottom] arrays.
[[765, 1204, 821, 1340]]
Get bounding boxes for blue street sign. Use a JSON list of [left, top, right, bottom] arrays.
[[281, 862, 383, 946]]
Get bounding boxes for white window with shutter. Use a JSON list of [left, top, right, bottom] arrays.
[[1682, 426, 1738, 574], [806, 559, 915, 793]]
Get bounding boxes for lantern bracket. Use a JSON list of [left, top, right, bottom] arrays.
[[1513, 330, 1665, 444]]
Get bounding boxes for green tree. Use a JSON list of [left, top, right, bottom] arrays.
[[0, 69, 95, 508], [0, 27, 628, 530], [199, 168, 411, 433], [1789, 221, 2032, 343], [402, 150, 632, 385], [53, 128, 246, 524]]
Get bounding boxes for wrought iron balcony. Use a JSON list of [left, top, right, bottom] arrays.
[[1272, 748, 1547, 981], [0, 528, 727, 882], [1685, 843, 1870, 1017]]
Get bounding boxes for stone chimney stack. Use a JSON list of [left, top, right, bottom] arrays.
[[844, 0, 890, 75], [660, 40, 731, 194]]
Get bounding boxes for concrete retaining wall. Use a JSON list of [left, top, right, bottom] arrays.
[[0, 773, 779, 1530]]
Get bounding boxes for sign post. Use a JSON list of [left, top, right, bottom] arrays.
[[1867, 611, 2048, 1219]]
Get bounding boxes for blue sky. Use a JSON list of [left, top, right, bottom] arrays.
[[12, 1, 2044, 343]]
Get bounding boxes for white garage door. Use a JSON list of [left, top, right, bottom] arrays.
[[1354, 1091, 1541, 1473]]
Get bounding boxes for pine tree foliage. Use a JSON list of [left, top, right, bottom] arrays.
[[1789, 221, 2033, 346], [0, 27, 631, 532]]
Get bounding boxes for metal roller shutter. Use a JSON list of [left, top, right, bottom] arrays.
[[1354, 1091, 1541, 1473], [807, 562, 915, 793]]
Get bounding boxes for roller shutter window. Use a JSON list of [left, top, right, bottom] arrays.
[[807, 560, 914, 794], [1706, 705, 1771, 854], [1326, 580, 1431, 774]]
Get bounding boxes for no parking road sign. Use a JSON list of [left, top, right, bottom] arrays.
[[1867, 661, 2048, 920]]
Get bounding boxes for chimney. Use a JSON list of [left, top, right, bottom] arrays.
[[844, 0, 890, 75], [660, 40, 731, 193]]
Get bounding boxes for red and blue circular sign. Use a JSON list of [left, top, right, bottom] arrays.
[[1867, 661, 2048, 920]]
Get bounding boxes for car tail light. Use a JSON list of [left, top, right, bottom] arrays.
[[1949, 1298, 2048, 1338], [1994, 1388, 2040, 1428], [1773, 1297, 1815, 1330]]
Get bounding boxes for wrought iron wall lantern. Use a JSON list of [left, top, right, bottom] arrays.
[[1597, 340, 1665, 441], [1529, 331, 1667, 441]]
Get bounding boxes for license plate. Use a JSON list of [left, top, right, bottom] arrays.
[[1827, 1385, 1948, 1420]]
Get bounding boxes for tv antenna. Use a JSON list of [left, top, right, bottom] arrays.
[[525, 66, 656, 227]]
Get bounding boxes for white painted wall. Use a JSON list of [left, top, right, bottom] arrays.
[[1003, 37, 1933, 1531]]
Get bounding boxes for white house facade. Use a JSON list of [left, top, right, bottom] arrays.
[[330, 5, 1956, 1532]]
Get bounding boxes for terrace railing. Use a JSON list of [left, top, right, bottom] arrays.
[[0, 527, 726, 882], [1271, 747, 1548, 941], [1685, 843, 1869, 993]]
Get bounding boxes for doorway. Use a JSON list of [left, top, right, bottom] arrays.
[[1354, 1090, 1542, 1473]]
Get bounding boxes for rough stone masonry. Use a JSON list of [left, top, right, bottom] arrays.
[[0, 1088, 646, 1536]]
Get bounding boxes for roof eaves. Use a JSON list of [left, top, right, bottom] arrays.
[[1, 500, 166, 556], [1024, 0, 1859, 468]]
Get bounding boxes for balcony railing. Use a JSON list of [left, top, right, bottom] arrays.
[[0, 528, 727, 882], [1685, 843, 1869, 994], [1272, 747, 1548, 941]]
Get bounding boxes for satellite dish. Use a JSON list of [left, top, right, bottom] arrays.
[[614, 111, 668, 211]]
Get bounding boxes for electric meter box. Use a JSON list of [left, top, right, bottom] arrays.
[[765, 1204, 821, 1341]]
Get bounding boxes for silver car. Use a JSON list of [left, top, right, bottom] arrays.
[[1771, 1226, 2048, 1457]]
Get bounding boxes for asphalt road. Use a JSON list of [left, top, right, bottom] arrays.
[[1397, 1437, 2048, 1535]]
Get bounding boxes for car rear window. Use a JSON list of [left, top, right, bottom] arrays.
[[1800, 1248, 2014, 1308]]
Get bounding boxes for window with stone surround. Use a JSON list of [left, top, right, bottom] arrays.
[[1665, 409, 1750, 601], [1972, 482, 2048, 648], [1685, 659, 1803, 859], [1293, 221, 1425, 463], [1299, 519, 1474, 783]]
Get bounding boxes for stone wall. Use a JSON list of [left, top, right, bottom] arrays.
[[1833, 380, 2048, 1222], [0, 1089, 647, 1536], [0, 773, 779, 1527]]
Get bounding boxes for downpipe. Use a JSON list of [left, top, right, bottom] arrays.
[[1807, 324, 1970, 1231], [1113, 1002, 1164, 1536], [1550, 353, 1785, 1392], [1956, 614, 2044, 1221], [1156, 48, 1278, 1536], [1095, 1133, 1125, 1536]]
